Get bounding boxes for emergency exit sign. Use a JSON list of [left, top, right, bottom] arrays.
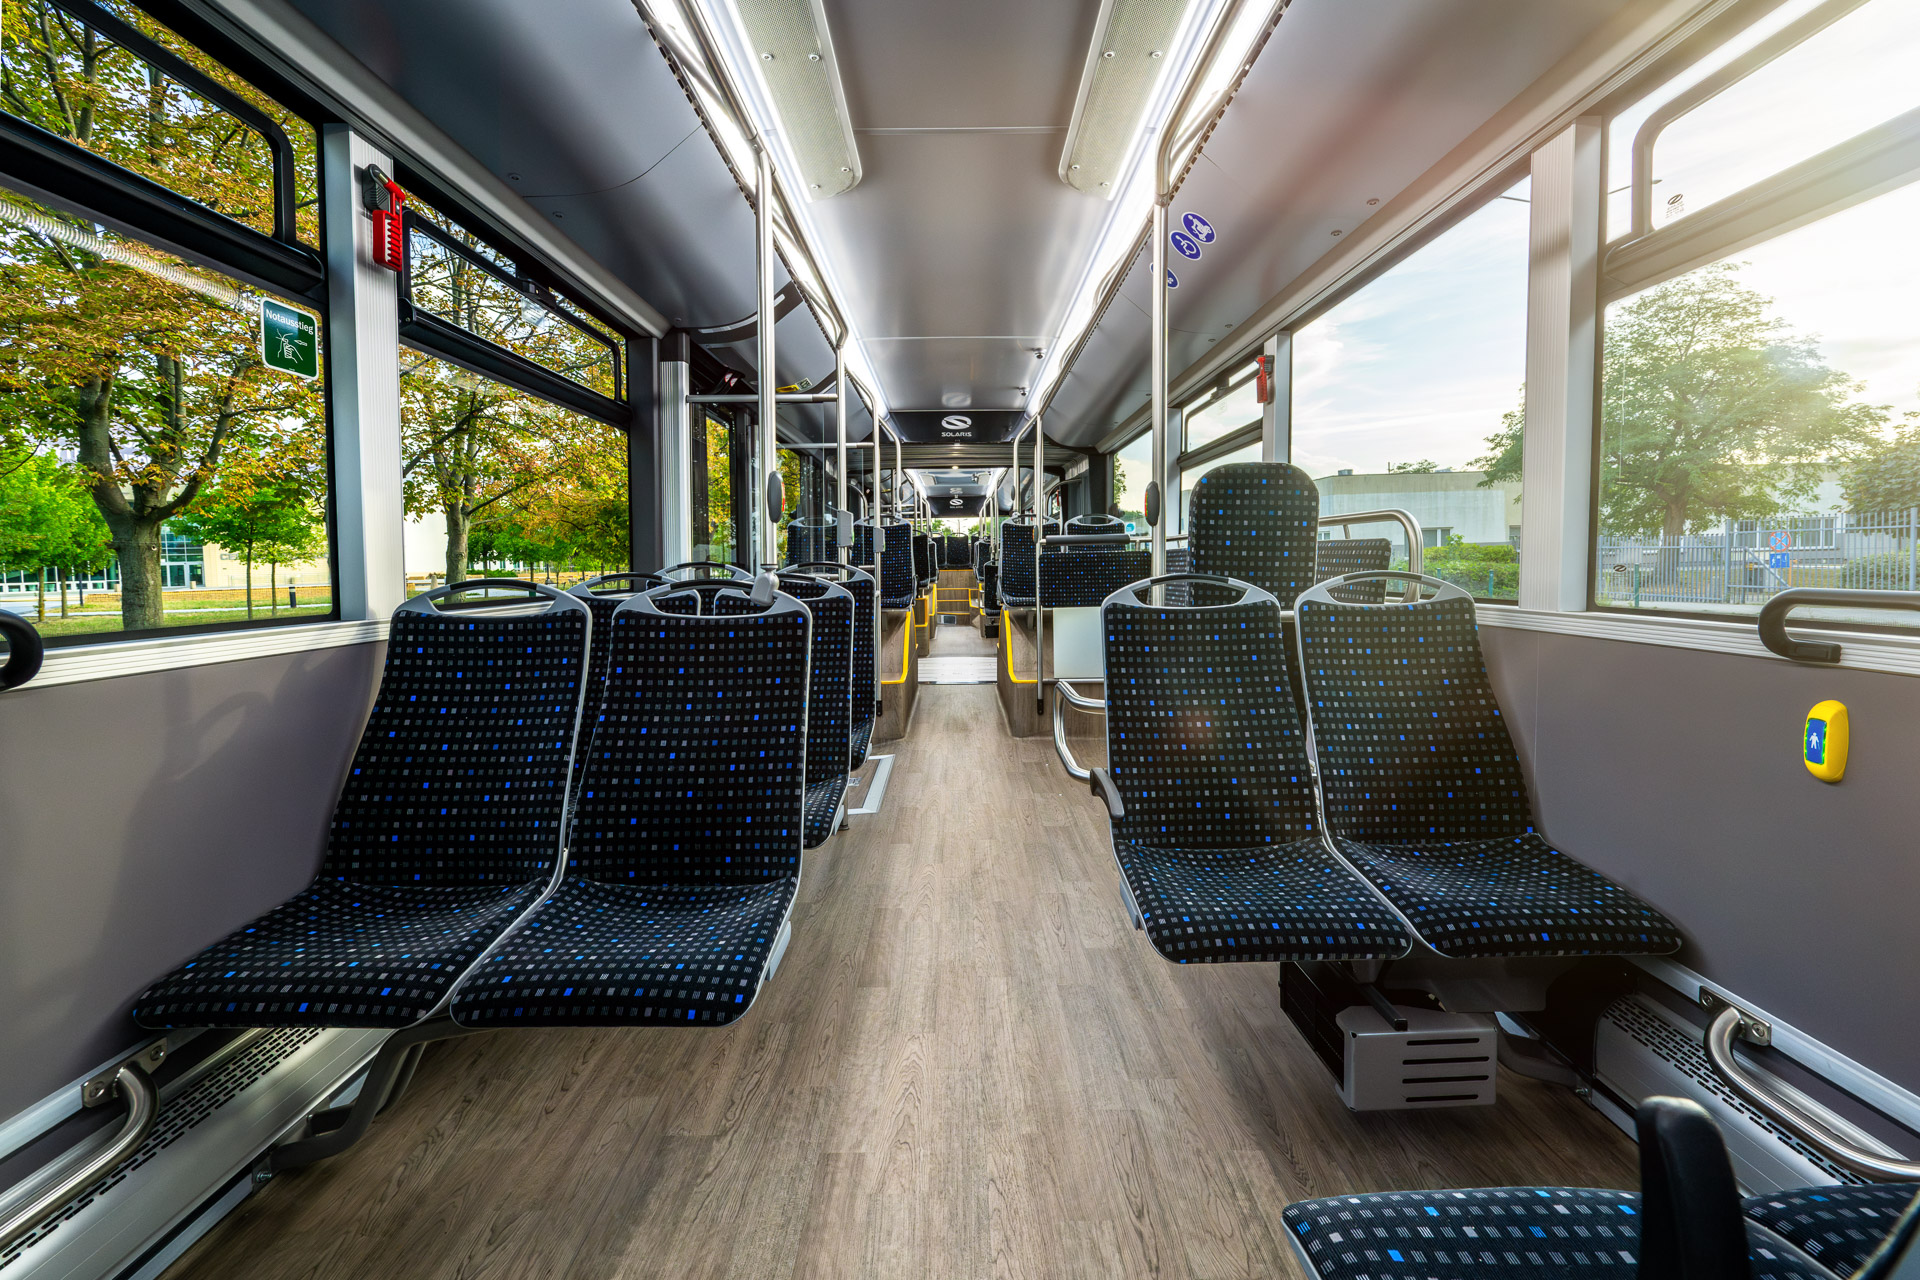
[[260, 298, 319, 379]]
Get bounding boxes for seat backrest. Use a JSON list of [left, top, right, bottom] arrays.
[[790, 562, 877, 745], [785, 519, 836, 566], [569, 585, 810, 883], [1188, 462, 1321, 608], [998, 520, 1058, 601], [1064, 513, 1128, 550], [1295, 582, 1535, 843], [1102, 577, 1319, 851], [912, 531, 933, 586], [1315, 537, 1394, 604], [981, 560, 1000, 612], [1039, 549, 1152, 607], [571, 572, 667, 696], [321, 582, 590, 886], [777, 572, 855, 787], [1635, 1098, 1751, 1280], [853, 520, 915, 605], [941, 534, 971, 568]]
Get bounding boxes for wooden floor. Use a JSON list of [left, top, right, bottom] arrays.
[[168, 624, 1637, 1280]]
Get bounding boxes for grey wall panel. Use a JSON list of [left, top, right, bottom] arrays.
[[0, 643, 384, 1121], [1479, 625, 1920, 1091]]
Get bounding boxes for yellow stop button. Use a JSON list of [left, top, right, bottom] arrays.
[[1804, 700, 1848, 783]]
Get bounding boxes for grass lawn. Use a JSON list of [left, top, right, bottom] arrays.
[[30, 604, 335, 639]]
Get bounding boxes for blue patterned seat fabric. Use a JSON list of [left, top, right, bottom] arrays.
[[133, 601, 588, 1029], [785, 519, 835, 566], [777, 572, 854, 848], [853, 520, 916, 608], [1284, 1188, 1829, 1280], [1188, 462, 1321, 608], [828, 566, 878, 770], [981, 560, 1000, 613], [912, 531, 933, 590], [1743, 1185, 1920, 1277], [1296, 594, 1683, 959], [1103, 591, 1409, 964], [998, 520, 1058, 606], [940, 534, 972, 568], [450, 589, 808, 1028], [1315, 537, 1395, 603], [1064, 513, 1128, 550], [1038, 549, 1152, 608]]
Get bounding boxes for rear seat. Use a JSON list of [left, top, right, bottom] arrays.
[[998, 519, 1058, 607], [1294, 572, 1683, 960], [775, 570, 856, 848], [1285, 1097, 1918, 1280], [1187, 461, 1321, 607], [853, 519, 916, 608], [1092, 572, 1411, 965], [789, 561, 878, 770], [1314, 537, 1394, 603], [449, 579, 809, 1028], [131, 581, 589, 1030]]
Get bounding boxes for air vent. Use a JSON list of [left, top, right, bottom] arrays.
[[1060, 0, 1193, 196], [1336, 1006, 1498, 1111], [734, 0, 861, 198], [3, 1030, 319, 1269], [1595, 995, 1867, 1193]]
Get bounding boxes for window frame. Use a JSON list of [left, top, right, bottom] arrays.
[[1587, 0, 1920, 632], [0, 0, 341, 649]]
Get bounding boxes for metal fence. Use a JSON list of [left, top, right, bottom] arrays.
[[1595, 510, 1920, 608]]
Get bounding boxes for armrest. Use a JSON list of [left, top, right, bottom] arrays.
[[1089, 768, 1124, 822]]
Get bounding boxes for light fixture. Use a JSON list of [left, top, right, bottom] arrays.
[[1059, 0, 1195, 197], [730, 0, 862, 197]]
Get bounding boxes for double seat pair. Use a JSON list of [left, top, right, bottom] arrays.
[[1089, 567, 1683, 971], [132, 572, 827, 1042]]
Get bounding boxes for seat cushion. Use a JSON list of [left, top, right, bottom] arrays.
[[132, 879, 544, 1029], [449, 875, 798, 1027], [851, 716, 875, 770], [1113, 837, 1409, 963], [1332, 833, 1684, 959], [804, 774, 847, 849], [1744, 1185, 1920, 1277], [1284, 1188, 1828, 1280]]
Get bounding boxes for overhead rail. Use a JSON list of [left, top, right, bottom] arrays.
[[1757, 588, 1920, 664], [1704, 1003, 1920, 1181]]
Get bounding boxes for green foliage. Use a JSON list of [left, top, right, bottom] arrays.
[[0, 448, 112, 574], [1597, 261, 1884, 537], [1423, 534, 1518, 596], [1841, 420, 1920, 514], [1474, 401, 1524, 486], [1387, 459, 1438, 473], [1837, 549, 1920, 590]]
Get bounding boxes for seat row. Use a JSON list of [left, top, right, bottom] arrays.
[[133, 565, 869, 1038]]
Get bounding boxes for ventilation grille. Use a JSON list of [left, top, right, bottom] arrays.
[[1598, 996, 1860, 1189], [1337, 1007, 1498, 1111], [2, 1029, 320, 1269]]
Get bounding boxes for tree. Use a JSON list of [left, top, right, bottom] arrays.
[[174, 463, 321, 617], [0, 448, 112, 619], [1473, 402, 1524, 486], [1388, 459, 1438, 473], [1596, 262, 1883, 538], [0, 0, 324, 630], [1841, 415, 1920, 513]]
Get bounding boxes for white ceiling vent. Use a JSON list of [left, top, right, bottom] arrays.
[[733, 0, 862, 197], [1059, 0, 1193, 197]]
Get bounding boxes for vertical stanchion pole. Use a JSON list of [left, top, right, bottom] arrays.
[[1035, 415, 1046, 711], [1150, 201, 1169, 582], [755, 147, 777, 572], [835, 346, 849, 565]]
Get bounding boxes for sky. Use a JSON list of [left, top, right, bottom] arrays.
[[1288, 0, 1920, 484]]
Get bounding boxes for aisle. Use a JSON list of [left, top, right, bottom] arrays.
[[167, 654, 1636, 1280]]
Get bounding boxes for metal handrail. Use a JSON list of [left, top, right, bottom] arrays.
[[1052, 687, 1092, 781], [1704, 1007, 1920, 1181], [0, 1064, 156, 1254], [1318, 508, 1423, 601], [1055, 680, 1106, 712], [1757, 587, 1920, 664]]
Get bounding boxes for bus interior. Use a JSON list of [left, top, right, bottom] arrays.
[[2, 0, 1919, 1276]]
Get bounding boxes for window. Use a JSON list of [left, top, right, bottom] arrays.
[[1290, 177, 1530, 599], [1183, 364, 1261, 452], [1595, 0, 1920, 631], [1177, 440, 1261, 535], [398, 350, 629, 589], [1, 0, 320, 247], [0, 2, 331, 644], [1111, 430, 1152, 533], [0, 181, 330, 639], [694, 414, 735, 564]]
